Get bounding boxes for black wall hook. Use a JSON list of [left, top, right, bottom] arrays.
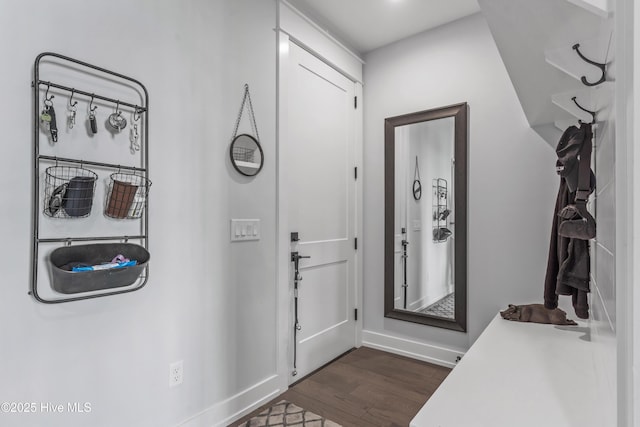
[[572, 43, 606, 87], [44, 83, 54, 102], [89, 94, 97, 112], [69, 89, 78, 107], [572, 96, 596, 124]]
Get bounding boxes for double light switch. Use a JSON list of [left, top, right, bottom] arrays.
[[231, 219, 261, 242]]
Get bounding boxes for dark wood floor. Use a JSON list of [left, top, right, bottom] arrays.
[[230, 347, 451, 427]]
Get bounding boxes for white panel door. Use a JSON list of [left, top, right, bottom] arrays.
[[287, 42, 357, 381]]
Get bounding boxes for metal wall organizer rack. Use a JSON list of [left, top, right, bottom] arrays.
[[432, 178, 450, 243], [31, 52, 150, 303]]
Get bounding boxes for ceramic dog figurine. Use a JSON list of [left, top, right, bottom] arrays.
[[500, 304, 578, 325]]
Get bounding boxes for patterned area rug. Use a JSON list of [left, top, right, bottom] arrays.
[[419, 293, 455, 318], [240, 400, 341, 427]]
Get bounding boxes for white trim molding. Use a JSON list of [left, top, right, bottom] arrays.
[[178, 375, 286, 427], [362, 330, 464, 369], [279, 0, 364, 64], [278, 0, 364, 83]]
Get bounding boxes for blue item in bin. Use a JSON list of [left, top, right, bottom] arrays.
[[72, 260, 137, 272]]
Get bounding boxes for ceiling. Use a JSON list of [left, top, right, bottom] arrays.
[[286, 0, 481, 54]]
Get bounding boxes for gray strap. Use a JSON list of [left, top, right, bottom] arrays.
[[575, 123, 593, 203]]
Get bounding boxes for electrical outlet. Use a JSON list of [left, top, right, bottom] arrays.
[[169, 360, 183, 387]]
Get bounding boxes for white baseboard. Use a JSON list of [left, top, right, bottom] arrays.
[[178, 374, 286, 427], [362, 330, 464, 369], [408, 295, 428, 311]]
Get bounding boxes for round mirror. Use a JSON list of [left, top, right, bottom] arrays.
[[413, 179, 422, 200], [230, 134, 264, 177]]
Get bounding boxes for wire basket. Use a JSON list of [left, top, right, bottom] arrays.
[[44, 166, 98, 218], [232, 145, 256, 163], [105, 173, 151, 219]]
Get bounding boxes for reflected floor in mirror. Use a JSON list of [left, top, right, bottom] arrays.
[[419, 293, 455, 319]]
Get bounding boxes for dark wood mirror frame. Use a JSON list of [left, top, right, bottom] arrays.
[[384, 102, 468, 332]]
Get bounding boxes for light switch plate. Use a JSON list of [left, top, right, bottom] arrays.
[[231, 219, 261, 242]]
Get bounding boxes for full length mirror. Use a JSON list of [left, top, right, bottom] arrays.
[[385, 103, 468, 331]]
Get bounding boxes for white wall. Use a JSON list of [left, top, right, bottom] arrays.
[[417, 118, 455, 307], [587, 19, 618, 420], [617, 0, 637, 424], [0, 1, 278, 426], [362, 13, 558, 357]]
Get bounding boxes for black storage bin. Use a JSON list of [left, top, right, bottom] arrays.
[[49, 243, 150, 294]]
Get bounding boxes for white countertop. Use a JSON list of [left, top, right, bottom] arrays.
[[411, 314, 610, 427]]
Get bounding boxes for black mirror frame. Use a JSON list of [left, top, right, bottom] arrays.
[[384, 102, 468, 332], [230, 134, 264, 177]]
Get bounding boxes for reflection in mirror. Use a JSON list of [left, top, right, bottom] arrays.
[[394, 117, 455, 317], [230, 134, 264, 176], [385, 103, 467, 332]]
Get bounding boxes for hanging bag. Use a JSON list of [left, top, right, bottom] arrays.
[[557, 123, 596, 240]]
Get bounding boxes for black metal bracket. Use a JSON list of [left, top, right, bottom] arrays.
[[571, 96, 596, 124], [572, 43, 606, 87]]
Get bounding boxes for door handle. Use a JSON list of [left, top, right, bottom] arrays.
[[292, 252, 310, 282], [291, 252, 310, 262]]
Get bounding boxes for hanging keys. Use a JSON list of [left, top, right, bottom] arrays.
[[41, 85, 53, 123], [130, 108, 141, 153], [41, 104, 58, 142], [40, 106, 52, 123], [88, 95, 98, 134], [68, 90, 78, 130], [130, 123, 140, 153], [41, 85, 57, 142], [108, 101, 127, 131], [89, 110, 97, 134], [48, 104, 58, 142], [68, 109, 76, 129]]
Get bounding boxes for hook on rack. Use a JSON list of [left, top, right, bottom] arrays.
[[572, 43, 606, 87], [44, 83, 54, 104], [69, 89, 78, 108], [89, 94, 97, 113], [133, 107, 141, 122], [571, 96, 596, 124]]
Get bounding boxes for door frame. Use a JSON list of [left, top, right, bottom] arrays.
[[276, 30, 363, 385]]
